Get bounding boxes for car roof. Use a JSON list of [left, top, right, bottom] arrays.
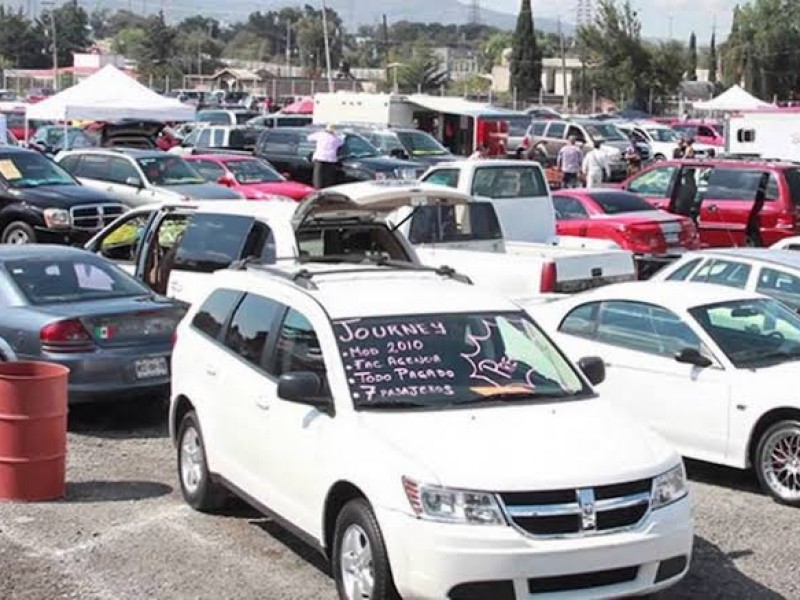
[[213, 263, 517, 320], [193, 199, 298, 220], [186, 154, 255, 162], [652, 158, 799, 170], [61, 148, 164, 159], [0, 146, 39, 157], [0, 244, 95, 260], [562, 281, 763, 310], [676, 248, 800, 271]]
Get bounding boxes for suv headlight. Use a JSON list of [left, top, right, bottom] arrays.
[[402, 477, 505, 525], [652, 464, 688, 509], [43, 208, 71, 228]]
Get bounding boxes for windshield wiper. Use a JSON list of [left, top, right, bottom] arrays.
[[744, 349, 800, 366], [447, 390, 574, 408], [358, 401, 431, 410]]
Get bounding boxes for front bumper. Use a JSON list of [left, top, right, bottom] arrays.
[[378, 497, 693, 599], [33, 344, 172, 404]]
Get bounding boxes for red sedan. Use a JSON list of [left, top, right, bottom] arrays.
[[552, 189, 700, 276], [186, 155, 315, 201]]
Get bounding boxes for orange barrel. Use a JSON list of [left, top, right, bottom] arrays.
[[0, 361, 69, 501]]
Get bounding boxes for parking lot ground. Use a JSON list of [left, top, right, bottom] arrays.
[[0, 399, 798, 600]]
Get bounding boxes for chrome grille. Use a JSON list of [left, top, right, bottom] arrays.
[[69, 204, 126, 231], [500, 478, 652, 538]]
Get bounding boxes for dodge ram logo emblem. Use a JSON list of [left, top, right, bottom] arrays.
[[577, 488, 597, 531]]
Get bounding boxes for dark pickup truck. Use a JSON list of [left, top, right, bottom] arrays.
[[0, 147, 126, 245]]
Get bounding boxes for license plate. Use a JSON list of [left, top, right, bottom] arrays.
[[134, 357, 168, 379], [665, 234, 679, 243]]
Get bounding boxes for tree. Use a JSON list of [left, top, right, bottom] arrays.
[[481, 31, 512, 71], [708, 31, 717, 84], [89, 8, 109, 39], [396, 50, 449, 93], [0, 7, 47, 67], [137, 11, 181, 79], [687, 32, 697, 80], [40, 0, 91, 67], [111, 26, 147, 59], [509, 0, 542, 100]]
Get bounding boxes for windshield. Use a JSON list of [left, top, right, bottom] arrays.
[[227, 159, 282, 183], [408, 202, 502, 244], [5, 257, 150, 305], [369, 133, 405, 154], [235, 112, 259, 125], [36, 128, 94, 149], [471, 166, 548, 199], [648, 128, 678, 142], [590, 192, 655, 214], [690, 299, 800, 368], [341, 134, 380, 159], [137, 156, 205, 186], [0, 152, 76, 188], [504, 116, 534, 136], [580, 122, 627, 142], [335, 312, 587, 409], [396, 130, 449, 156]]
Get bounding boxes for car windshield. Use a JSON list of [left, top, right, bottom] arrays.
[[396, 130, 449, 156], [647, 128, 678, 142], [590, 192, 655, 214], [581, 122, 626, 142], [342, 134, 380, 158], [369, 132, 406, 154], [37, 128, 94, 149], [137, 156, 205, 186], [0, 152, 76, 188], [335, 311, 588, 410], [690, 298, 800, 368], [227, 159, 282, 183], [471, 166, 548, 199], [4, 257, 151, 305]]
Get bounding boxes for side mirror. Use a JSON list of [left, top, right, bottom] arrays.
[[125, 176, 143, 188], [390, 148, 409, 160], [674, 347, 712, 368], [281, 171, 292, 180], [578, 356, 605, 386], [277, 372, 333, 413], [217, 173, 236, 186]]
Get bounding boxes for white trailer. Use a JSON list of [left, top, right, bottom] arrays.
[[312, 92, 416, 127], [726, 110, 800, 161]]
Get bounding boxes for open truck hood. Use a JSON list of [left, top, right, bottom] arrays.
[[292, 181, 472, 226]]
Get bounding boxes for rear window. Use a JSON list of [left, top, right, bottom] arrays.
[[589, 192, 655, 214], [197, 111, 230, 125], [408, 203, 502, 244], [471, 166, 548, 199], [783, 168, 800, 206], [260, 130, 297, 154], [505, 116, 533, 136], [192, 289, 242, 340], [229, 129, 261, 149], [529, 122, 547, 136], [5, 256, 149, 305]]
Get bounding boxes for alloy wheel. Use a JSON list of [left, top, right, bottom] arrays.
[[340, 523, 375, 600]]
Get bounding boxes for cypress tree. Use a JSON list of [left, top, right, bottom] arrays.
[[688, 32, 698, 81], [509, 0, 542, 101], [708, 32, 717, 83]]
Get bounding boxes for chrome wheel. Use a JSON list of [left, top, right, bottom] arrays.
[[340, 524, 374, 600], [180, 426, 204, 495], [761, 426, 800, 501], [5, 228, 31, 244]]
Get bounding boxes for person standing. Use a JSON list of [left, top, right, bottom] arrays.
[[556, 136, 583, 188], [582, 141, 610, 189], [683, 137, 696, 159], [469, 143, 489, 160], [307, 124, 344, 189]]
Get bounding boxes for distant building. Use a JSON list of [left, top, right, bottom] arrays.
[[491, 49, 585, 100], [430, 47, 480, 82]]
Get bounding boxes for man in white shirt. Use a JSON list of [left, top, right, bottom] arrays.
[[582, 141, 611, 189], [307, 123, 344, 189]]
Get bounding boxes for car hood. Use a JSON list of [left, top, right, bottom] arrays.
[[10, 183, 119, 208], [405, 153, 459, 166], [236, 181, 314, 200], [346, 155, 423, 173], [357, 399, 676, 491], [161, 182, 242, 200]]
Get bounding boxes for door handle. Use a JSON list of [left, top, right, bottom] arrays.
[[205, 366, 217, 377], [255, 397, 271, 411]]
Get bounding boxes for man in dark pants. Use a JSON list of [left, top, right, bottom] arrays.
[[308, 123, 344, 189]]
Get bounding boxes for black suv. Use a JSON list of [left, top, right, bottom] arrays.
[[0, 147, 125, 245], [254, 127, 425, 185], [354, 127, 456, 166]]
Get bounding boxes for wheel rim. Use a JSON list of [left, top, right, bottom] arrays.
[[5, 228, 31, 244], [761, 427, 800, 501], [340, 524, 374, 600], [180, 425, 204, 495]]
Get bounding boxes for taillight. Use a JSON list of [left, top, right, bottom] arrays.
[[540, 262, 557, 292], [171, 330, 178, 347], [40, 319, 94, 353], [625, 224, 663, 253], [521, 136, 530, 149]]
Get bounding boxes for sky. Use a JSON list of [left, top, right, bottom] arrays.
[[495, 0, 737, 42]]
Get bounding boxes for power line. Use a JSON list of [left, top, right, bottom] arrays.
[[467, 0, 480, 25]]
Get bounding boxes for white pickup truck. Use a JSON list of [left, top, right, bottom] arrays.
[[85, 183, 634, 305]]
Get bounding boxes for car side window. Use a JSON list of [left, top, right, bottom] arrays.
[[545, 122, 566, 138], [552, 195, 589, 220], [223, 293, 281, 369], [705, 168, 765, 201], [197, 129, 212, 147], [108, 157, 140, 185], [559, 302, 599, 337], [530, 122, 546, 136], [76, 154, 111, 181], [191, 160, 226, 181], [192, 289, 242, 340], [627, 166, 677, 196], [59, 154, 80, 172], [423, 169, 460, 188], [212, 129, 225, 147], [597, 301, 703, 357], [98, 211, 153, 262], [691, 259, 751, 289], [273, 308, 328, 384], [756, 267, 800, 311], [262, 131, 295, 154], [665, 258, 702, 281]]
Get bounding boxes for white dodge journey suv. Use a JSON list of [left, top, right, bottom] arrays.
[[170, 262, 693, 600]]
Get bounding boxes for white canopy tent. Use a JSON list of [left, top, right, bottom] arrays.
[[693, 85, 773, 112], [26, 65, 195, 122]]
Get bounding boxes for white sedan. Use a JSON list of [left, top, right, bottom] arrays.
[[532, 281, 800, 506]]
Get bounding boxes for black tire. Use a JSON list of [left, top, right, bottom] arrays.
[[755, 419, 800, 507], [1, 221, 37, 245], [654, 154, 666, 162], [332, 498, 400, 600], [176, 411, 227, 512]]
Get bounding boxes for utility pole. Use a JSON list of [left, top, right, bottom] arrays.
[[42, 1, 58, 91], [559, 15, 568, 111], [285, 21, 292, 76], [321, 0, 334, 92]]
